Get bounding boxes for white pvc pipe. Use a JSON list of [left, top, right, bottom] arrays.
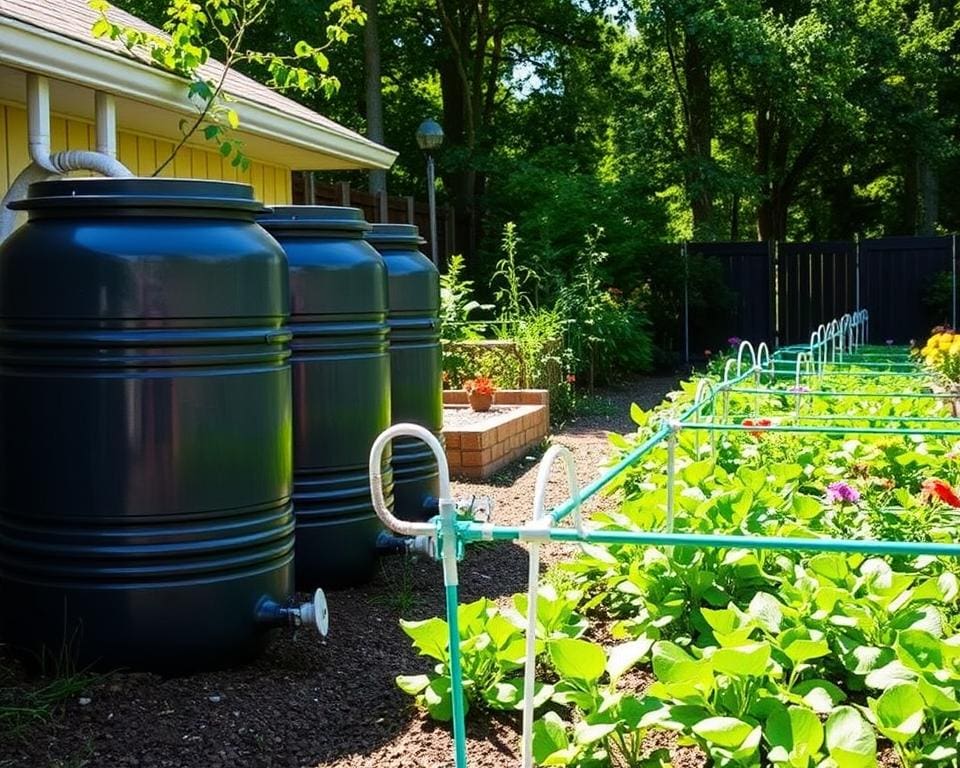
[[735, 340, 757, 377], [95, 91, 118, 158], [1, 75, 132, 242], [521, 445, 582, 768], [368, 423, 444, 538]]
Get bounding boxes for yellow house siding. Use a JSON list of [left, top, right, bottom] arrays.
[[0, 104, 292, 204]]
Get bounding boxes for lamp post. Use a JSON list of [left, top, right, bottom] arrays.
[[415, 118, 444, 266]]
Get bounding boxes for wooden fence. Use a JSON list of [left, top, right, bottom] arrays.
[[291, 174, 455, 264], [682, 235, 958, 354]]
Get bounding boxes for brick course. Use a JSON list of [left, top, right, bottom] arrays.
[[441, 390, 550, 479]]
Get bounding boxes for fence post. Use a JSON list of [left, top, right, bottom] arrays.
[[304, 171, 315, 204], [377, 190, 389, 223], [337, 181, 351, 207], [406, 196, 415, 225], [952, 233, 957, 330], [682, 242, 690, 364], [855, 233, 861, 315], [772, 240, 779, 349]]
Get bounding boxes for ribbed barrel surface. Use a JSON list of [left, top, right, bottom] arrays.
[[259, 207, 391, 588], [0, 178, 293, 673], [365, 224, 442, 520]]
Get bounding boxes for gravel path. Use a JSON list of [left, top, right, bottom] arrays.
[[0, 376, 678, 768]]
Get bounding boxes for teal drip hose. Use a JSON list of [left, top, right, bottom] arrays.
[[445, 583, 468, 768], [459, 525, 960, 558]]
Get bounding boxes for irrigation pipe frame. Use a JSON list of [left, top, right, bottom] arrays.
[[368, 308, 960, 768]]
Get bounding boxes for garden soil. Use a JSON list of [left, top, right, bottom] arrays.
[[0, 375, 898, 768]]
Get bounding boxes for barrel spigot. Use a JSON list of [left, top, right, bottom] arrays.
[[256, 589, 329, 636]]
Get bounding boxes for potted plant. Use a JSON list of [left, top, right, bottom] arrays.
[[464, 376, 496, 412]]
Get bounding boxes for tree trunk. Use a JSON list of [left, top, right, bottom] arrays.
[[363, 0, 386, 200], [917, 155, 938, 235], [683, 35, 713, 238]]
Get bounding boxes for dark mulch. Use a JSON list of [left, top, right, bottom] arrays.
[[0, 376, 682, 768]]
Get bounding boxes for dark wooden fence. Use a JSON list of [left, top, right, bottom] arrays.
[[682, 235, 956, 353], [291, 175, 455, 264]]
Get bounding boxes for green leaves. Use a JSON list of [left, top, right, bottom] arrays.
[[548, 639, 606, 684], [767, 705, 824, 766], [824, 707, 877, 768], [869, 682, 925, 744]]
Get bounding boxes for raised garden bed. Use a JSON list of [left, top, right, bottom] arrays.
[[442, 389, 549, 479]]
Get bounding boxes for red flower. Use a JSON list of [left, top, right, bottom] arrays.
[[742, 417, 772, 438], [464, 376, 496, 396], [566, 374, 576, 384], [921, 478, 960, 508]]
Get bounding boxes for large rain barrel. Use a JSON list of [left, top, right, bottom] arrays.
[[365, 225, 442, 520], [0, 178, 294, 673], [258, 207, 391, 589]]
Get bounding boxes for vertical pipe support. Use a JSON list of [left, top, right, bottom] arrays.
[[666, 422, 679, 535], [440, 497, 468, 768], [521, 446, 582, 768], [426, 154, 439, 266], [94, 91, 118, 158]]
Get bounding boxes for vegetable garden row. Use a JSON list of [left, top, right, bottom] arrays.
[[383, 312, 960, 767]]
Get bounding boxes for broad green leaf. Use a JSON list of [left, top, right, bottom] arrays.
[[896, 629, 944, 671], [864, 660, 917, 689], [549, 638, 606, 683], [869, 683, 925, 744], [652, 641, 712, 693], [792, 494, 822, 520], [400, 617, 449, 661], [748, 592, 783, 634], [712, 643, 771, 677], [532, 712, 571, 764], [809, 554, 849, 584], [918, 675, 960, 714], [396, 674, 431, 695], [574, 720, 616, 745], [767, 704, 824, 763], [692, 716, 755, 748], [825, 706, 877, 767], [424, 675, 455, 721], [607, 637, 654, 684], [792, 679, 846, 713], [780, 628, 830, 665], [484, 680, 522, 709]]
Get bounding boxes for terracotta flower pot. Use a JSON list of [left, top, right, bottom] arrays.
[[468, 391, 493, 412]]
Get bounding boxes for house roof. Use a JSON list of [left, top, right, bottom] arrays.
[[0, 0, 397, 170]]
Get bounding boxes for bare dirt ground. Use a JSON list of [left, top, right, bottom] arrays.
[[0, 376, 710, 768]]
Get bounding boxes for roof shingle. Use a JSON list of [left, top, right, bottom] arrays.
[[0, 0, 377, 148]]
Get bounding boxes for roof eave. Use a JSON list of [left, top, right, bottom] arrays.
[[0, 16, 398, 170]]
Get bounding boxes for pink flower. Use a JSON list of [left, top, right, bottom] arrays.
[[825, 482, 860, 505]]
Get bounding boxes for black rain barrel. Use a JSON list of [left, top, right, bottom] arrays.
[[365, 225, 442, 521], [258, 207, 391, 589], [0, 178, 294, 674]]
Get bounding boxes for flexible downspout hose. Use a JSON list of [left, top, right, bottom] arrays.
[[0, 153, 134, 243]]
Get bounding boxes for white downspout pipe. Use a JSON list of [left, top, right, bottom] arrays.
[[1, 75, 133, 242], [95, 91, 119, 159]]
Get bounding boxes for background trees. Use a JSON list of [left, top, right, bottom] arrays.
[[114, 0, 960, 285]]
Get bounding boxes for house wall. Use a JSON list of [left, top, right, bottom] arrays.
[[0, 103, 292, 203]]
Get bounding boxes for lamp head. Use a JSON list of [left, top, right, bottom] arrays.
[[415, 118, 444, 151]]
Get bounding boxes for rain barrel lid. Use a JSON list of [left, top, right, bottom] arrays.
[[258, 206, 371, 233], [364, 224, 426, 247], [9, 177, 267, 212]]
